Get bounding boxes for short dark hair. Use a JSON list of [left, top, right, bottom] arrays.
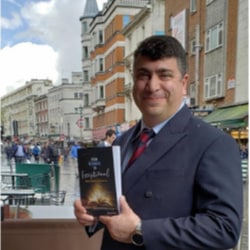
[[133, 35, 187, 77], [106, 129, 116, 138]]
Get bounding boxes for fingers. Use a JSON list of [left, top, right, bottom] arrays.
[[119, 195, 131, 214], [74, 199, 86, 213], [74, 199, 96, 226]]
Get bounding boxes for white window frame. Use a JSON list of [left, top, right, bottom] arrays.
[[84, 94, 89, 107], [190, 0, 197, 13], [205, 22, 223, 52], [99, 30, 104, 44], [83, 46, 88, 59], [189, 82, 196, 98], [82, 21, 88, 33], [83, 70, 89, 82], [97, 57, 104, 72], [98, 85, 105, 99], [204, 73, 223, 99], [190, 38, 196, 55], [84, 117, 90, 129], [94, 84, 105, 101]]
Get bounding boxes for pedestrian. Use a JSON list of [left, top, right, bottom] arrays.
[[70, 141, 82, 177], [32, 143, 41, 163], [4, 139, 13, 167], [47, 139, 59, 165], [97, 129, 116, 147], [40, 141, 50, 163], [12, 138, 28, 164], [239, 143, 248, 159], [74, 35, 243, 249]]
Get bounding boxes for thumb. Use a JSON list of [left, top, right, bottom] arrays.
[[119, 195, 132, 214]]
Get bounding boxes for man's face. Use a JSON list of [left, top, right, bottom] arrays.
[[108, 134, 116, 144], [133, 56, 188, 127]]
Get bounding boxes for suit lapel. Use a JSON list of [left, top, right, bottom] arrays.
[[122, 106, 191, 194]]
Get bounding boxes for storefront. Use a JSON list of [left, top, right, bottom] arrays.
[[203, 103, 248, 143]]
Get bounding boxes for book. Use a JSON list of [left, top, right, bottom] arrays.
[[77, 146, 122, 216]]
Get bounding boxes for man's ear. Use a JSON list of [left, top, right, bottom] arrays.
[[182, 73, 189, 96]]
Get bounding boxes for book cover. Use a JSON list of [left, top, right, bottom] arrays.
[[77, 146, 121, 216]]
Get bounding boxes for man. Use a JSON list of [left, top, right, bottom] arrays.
[[74, 35, 243, 249], [47, 139, 59, 165], [97, 129, 116, 147], [12, 138, 27, 163], [32, 143, 41, 163], [70, 141, 82, 177]]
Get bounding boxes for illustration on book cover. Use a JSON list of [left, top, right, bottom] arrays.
[[78, 147, 121, 216]]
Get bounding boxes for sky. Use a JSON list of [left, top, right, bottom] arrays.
[[0, 0, 108, 97]]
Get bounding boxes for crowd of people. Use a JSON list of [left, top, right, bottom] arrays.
[[2, 131, 117, 169], [2, 138, 71, 167]]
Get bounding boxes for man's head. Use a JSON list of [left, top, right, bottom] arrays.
[[132, 35, 189, 127], [105, 129, 116, 145], [133, 35, 187, 77]]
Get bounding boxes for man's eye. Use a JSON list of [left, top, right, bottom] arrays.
[[137, 73, 150, 80], [159, 74, 171, 80]]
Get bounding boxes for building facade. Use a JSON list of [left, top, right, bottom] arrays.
[[80, 0, 149, 142], [47, 73, 85, 142], [1, 79, 53, 140]]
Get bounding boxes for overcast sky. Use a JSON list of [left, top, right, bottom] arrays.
[[0, 0, 107, 97]]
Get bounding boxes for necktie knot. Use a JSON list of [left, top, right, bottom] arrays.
[[139, 128, 154, 143], [128, 128, 155, 167]]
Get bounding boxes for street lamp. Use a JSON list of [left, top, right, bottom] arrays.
[[75, 106, 83, 141]]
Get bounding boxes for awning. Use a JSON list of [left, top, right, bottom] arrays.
[[203, 104, 248, 128]]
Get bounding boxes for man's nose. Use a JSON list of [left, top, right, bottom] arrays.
[[146, 74, 160, 91]]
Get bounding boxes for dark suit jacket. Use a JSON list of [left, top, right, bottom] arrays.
[[97, 105, 243, 250]]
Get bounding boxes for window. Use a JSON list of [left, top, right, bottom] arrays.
[[99, 85, 104, 99], [189, 83, 196, 98], [190, 38, 196, 55], [99, 58, 104, 72], [154, 31, 165, 35], [99, 30, 104, 44], [204, 73, 223, 99], [84, 117, 90, 129], [84, 94, 89, 107], [79, 92, 83, 99], [205, 22, 223, 52], [83, 70, 89, 82], [123, 15, 130, 27], [83, 46, 88, 59], [74, 92, 83, 99], [82, 21, 88, 33], [169, 15, 173, 30], [190, 0, 197, 13]]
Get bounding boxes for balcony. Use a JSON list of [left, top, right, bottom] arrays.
[[123, 82, 132, 97], [92, 98, 105, 112]]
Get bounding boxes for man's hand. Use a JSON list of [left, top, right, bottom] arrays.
[[99, 196, 140, 243], [74, 199, 97, 226]]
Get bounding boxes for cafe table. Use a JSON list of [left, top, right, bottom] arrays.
[[1, 189, 35, 205], [1, 172, 28, 188], [1, 205, 103, 250]]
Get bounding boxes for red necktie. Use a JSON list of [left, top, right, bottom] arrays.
[[128, 128, 154, 167]]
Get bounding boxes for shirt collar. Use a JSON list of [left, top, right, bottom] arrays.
[[140, 101, 185, 135]]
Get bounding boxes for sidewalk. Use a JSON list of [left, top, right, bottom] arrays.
[[58, 158, 80, 206]]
